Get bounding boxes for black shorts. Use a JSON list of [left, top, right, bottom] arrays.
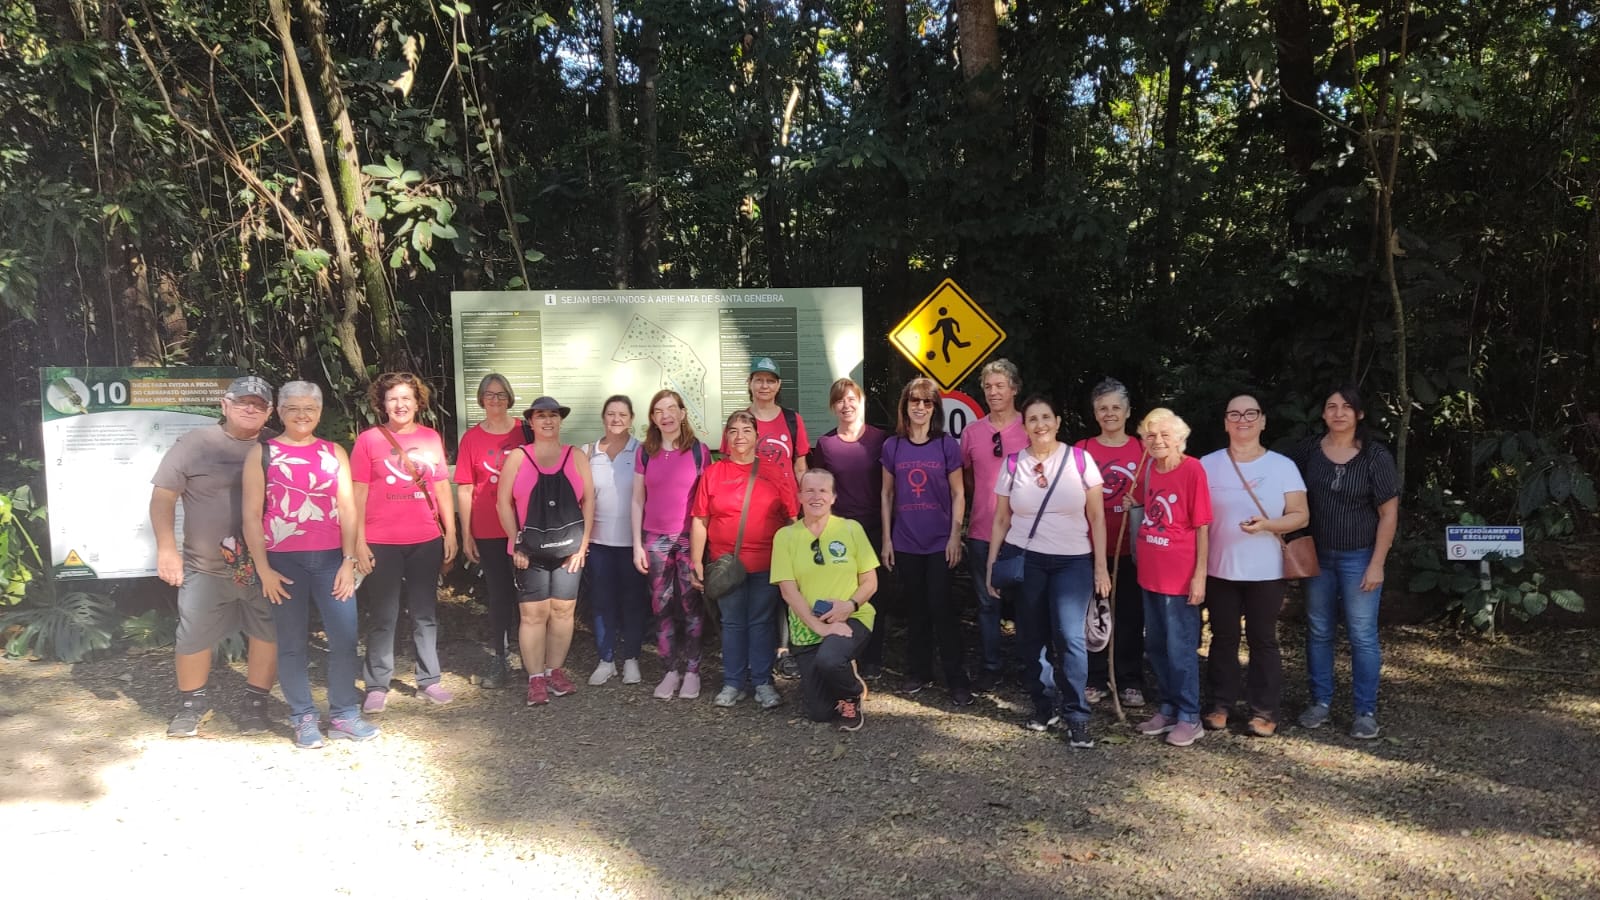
[[516, 562, 582, 601]]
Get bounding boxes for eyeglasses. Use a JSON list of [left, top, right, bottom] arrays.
[[483, 391, 510, 401], [1032, 460, 1048, 488], [991, 431, 1003, 458], [810, 538, 824, 566], [1331, 464, 1346, 493], [907, 396, 937, 407], [1226, 409, 1262, 423]]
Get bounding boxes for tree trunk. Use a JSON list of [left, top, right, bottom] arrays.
[[737, 0, 788, 286], [883, 0, 910, 307], [633, 15, 661, 287], [955, 0, 1001, 111], [267, 0, 369, 381], [1271, 0, 1321, 178], [599, 0, 628, 288], [1153, 0, 1192, 290], [296, 0, 400, 375]]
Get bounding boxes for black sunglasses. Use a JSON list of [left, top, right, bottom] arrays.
[[991, 431, 1004, 458], [810, 538, 824, 565]]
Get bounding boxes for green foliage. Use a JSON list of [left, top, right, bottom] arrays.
[[0, 476, 47, 607], [121, 609, 178, 651], [0, 590, 116, 662]]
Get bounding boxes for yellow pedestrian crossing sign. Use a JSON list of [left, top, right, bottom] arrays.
[[889, 279, 1006, 390]]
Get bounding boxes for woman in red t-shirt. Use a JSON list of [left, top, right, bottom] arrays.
[[1076, 378, 1147, 709], [1132, 408, 1212, 748], [452, 373, 524, 690], [691, 410, 797, 710]]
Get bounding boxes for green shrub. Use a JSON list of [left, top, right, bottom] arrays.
[[0, 590, 116, 662], [121, 608, 178, 651]]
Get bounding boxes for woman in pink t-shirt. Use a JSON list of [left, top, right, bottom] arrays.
[[632, 390, 711, 700], [452, 373, 524, 690], [242, 381, 374, 748], [496, 396, 596, 707], [1132, 408, 1212, 748], [351, 372, 458, 713]]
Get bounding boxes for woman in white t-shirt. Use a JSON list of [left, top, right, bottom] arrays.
[[582, 395, 644, 686], [1199, 393, 1309, 738], [986, 396, 1111, 749]]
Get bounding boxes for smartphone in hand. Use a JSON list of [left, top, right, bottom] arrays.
[[812, 600, 834, 616]]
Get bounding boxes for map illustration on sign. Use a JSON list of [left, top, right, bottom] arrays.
[[612, 314, 711, 435], [890, 279, 1007, 390]]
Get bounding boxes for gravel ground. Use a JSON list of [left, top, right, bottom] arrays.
[[2, 608, 1597, 898]]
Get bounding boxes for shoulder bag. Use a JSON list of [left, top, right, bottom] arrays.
[[702, 457, 760, 603], [1228, 449, 1320, 580], [989, 448, 1071, 589]]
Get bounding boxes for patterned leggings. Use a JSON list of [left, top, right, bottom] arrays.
[[646, 530, 704, 674]]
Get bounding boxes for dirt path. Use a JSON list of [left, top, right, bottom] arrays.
[[3, 624, 1597, 898]]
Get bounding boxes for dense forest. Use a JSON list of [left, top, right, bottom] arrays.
[[1, 1, 1597, 628]]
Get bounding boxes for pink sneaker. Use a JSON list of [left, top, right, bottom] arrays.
[[547, 668, 576, 696], [420, 683, 454, 705], [654, 671, 681, 700], [1137, 712, 1176, 736], [1166, 720, 1205, 747], [679, 672, 701, 700], [362, 690, 387, 715], [526, 675, 549, 706]]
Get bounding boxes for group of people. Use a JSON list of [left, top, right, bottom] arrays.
[[150, 358, 1399, 750]]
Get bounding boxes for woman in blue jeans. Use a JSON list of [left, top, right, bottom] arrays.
[[986, 396, 1110, 749], [1289, 384, 1400, 739], [690, 411, 798, 710], [242, 381, 378, 748]]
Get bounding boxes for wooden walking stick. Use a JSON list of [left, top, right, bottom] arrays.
[[1102, 448, 1148, 726]]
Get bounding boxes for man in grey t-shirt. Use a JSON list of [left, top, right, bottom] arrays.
[[150, 375, 280, 737]]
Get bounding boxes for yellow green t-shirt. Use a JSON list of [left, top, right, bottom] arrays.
[[770, 516, 879, 647]]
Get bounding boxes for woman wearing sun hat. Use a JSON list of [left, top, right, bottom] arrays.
[[496, 396, 596, 706]]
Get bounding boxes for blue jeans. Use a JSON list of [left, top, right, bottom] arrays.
[[267, 548, 361, 719], [1144, 590, 1202, 723], [1304, 546, 1383, 715], [587, 544, 648, 662], [966, 538, 1006, 674], [1018, 551, 1093, 722], [718, 571, 777, 690]]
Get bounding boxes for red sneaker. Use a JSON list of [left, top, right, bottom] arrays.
[[547, 668, 576, 697], [525, 675, 549, 706]]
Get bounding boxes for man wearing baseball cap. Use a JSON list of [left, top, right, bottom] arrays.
[[150, 374, 281, 737]]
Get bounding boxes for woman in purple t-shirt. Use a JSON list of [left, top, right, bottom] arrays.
[[632, 390, 711, 701], [881, 377, 971, 705]]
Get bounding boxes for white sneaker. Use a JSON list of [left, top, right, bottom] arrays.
[[588, 660, 617, 686], [622, 659, 642, 684], [654, 671, 681, 700]]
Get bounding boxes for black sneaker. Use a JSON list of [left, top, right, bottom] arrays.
[[481, 655, 508, 690], [774, 652, 801, 680], [836, 698, 864, 732], [898, 677, 928, 696], [238, 692, 272, 735], [951, 686, 975, 707], [1066, 720, 1095, 749], [167, 697, 213, 738]]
